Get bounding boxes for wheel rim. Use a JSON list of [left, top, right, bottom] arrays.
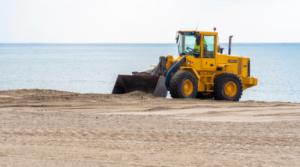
[[224, 81, 238, 97], [182, 79, 193, 96]]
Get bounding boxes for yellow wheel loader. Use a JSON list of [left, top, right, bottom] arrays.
[[113, 30, 258, 101]]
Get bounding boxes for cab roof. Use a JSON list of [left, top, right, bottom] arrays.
[[177, 30, 218, 36]]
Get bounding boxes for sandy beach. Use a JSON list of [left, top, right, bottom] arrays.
[[0, 89, 299, 166]]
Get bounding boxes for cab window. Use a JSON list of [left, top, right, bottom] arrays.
[[177, 33, 200, 57], [203, 36, 215, 58]]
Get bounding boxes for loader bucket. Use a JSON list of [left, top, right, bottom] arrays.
[[112, 75, 167, 97]]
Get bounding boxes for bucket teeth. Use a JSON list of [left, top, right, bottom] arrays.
[[112, 75, 167, 97]]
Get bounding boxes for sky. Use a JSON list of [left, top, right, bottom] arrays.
[[0, 0, 300, 43]]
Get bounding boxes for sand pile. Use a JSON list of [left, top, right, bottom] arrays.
[[0, 89, 297, 110]]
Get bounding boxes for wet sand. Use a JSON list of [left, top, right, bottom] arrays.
[[0, 89, 300, 167]]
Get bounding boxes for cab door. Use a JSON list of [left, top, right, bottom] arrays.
[[201, 35, 216, 71]]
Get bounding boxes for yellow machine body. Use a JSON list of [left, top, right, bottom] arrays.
[[113, 30, 257, 101], [166, 31, 257, 93]]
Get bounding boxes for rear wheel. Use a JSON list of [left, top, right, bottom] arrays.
[[214, 73, 242, 101], [170, 71, 197, 98]]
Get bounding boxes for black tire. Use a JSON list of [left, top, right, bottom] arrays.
[[169, 70, 198, 98], [196, 92, 214, 99], [214, 73, 243, 101]]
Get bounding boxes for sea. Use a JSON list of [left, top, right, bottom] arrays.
[[0, 43, 299, 102]]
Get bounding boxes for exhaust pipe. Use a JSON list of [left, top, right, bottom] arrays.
[[228, 35, 233, 55]]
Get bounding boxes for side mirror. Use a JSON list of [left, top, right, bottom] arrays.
[[176, 35, 179, 43], [218, 46, 224, 54]]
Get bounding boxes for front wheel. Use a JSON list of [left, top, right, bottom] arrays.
[[169, 71, 198, 98], [214, 73, 243, 101]]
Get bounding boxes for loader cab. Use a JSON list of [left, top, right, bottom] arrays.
[[177, 31, 201, 57], [176, 31, 218, 57], [176, 31, 218, 70]]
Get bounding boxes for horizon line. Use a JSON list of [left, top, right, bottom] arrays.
[[1, 42, 300, 45]]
